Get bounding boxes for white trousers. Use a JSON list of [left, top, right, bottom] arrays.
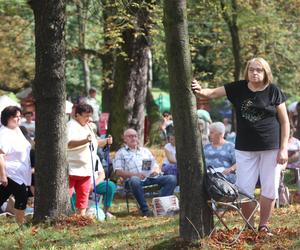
[[235, 149, 282, 199]]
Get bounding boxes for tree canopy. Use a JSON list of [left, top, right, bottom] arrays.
[[1, 0, 299, 101]]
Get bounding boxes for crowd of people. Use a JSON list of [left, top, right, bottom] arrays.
[[0, 57, 299, 239]]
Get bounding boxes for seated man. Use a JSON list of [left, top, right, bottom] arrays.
[[113, 128, 177, 216]]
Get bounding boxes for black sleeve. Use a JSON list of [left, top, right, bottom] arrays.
[[271, 84, 287, 106], [224, 80, 244, 105]]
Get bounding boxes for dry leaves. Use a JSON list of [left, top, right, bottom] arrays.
[[54, 214, 93, 229], [204, 226, 299, 249]]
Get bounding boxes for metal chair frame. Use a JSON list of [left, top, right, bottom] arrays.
[[208, 194, 260, 245], [124, 184, 160, 213]]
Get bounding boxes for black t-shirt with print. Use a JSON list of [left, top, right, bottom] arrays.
[[224, 80, 287, 151]]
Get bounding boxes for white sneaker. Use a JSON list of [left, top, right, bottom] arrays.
[[105, 212, 116, 220]]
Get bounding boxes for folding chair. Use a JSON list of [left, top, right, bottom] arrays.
[[207, 192, 260, 245]]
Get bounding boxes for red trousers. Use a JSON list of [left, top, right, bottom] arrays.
[[69, 175, 91, 209]]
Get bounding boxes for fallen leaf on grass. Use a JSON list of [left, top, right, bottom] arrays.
[[18, 237, 24, 249], [208, 226, 300, 249], [54, 214, 93, 229], [31, 226, 39, 236]]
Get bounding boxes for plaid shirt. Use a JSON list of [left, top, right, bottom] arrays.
[[113, 145, 158, 174]]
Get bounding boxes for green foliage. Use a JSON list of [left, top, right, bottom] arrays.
[[187, 0, 300, 98], [65, 1, 104, 99], [0, 0, 299, 103], [0, 0, 34, 92]]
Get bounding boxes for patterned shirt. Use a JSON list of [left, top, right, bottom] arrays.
[[113, 145, 158, 175], [204, 141, 236, 184]]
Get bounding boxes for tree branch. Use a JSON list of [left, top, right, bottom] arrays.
[[0, 83, 26, 93]]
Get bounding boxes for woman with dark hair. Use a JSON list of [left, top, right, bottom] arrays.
[[67, 103, 112, 216], [0, 106, 32, 224]]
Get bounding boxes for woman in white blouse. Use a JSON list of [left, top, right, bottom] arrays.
[[0, 106, 31, 224]]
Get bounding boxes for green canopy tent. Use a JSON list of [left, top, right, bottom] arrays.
[[154, 93, 171, 112]]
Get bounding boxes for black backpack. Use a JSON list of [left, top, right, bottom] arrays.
[[204, 165, 239, 202]]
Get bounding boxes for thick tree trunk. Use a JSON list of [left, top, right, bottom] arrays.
[[163, 0, 213, 241], [29, 0, 70, 223], [108, 1, 150, 148]]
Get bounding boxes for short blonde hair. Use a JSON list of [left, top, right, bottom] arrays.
[[244, 57, 273, 85]]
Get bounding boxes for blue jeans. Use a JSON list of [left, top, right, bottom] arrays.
[[126, 175, 177, 213]]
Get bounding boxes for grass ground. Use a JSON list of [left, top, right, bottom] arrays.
[[1, 193, 300, 250], [1, 148, 300, 249]]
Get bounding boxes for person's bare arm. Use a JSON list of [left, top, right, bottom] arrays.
[[277, 102, 290, 164], [68, 135, 91, 149], [0, 150, 7, 187], [222, 164, 236, 175], [165, 148, 176, 164], [115, 169, 146, 179], [97, 135, 113, 148], [191, 80, 226, 99]]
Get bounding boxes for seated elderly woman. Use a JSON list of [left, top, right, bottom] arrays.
[[204, 121, 236, 184], [162, 134, 177, 177]]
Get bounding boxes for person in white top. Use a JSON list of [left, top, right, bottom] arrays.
[[162, 134, 177, 177], [67, 103, 111, 216], [20, 111, 35, 139], [85, 87, 100, 135], [0, 106, 31, 224]]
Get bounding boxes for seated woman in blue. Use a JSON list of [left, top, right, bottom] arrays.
[[204, 122, 236, 184]]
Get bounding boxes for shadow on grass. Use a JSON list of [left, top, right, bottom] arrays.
[[149, 237, 201, 250], [0, 215, 178, 250]]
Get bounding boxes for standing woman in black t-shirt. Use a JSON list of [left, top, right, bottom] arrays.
[[192, 57, 290, 234]]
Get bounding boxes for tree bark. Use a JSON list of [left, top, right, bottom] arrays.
[[107, 1, 151, 148], [28, 0, 70, 223], [76, 0, 91, 95], [100, 0, 116, 112], [163, 0, 213, 241], [220, 0, 241, 132], [146, 86, 161, 146]]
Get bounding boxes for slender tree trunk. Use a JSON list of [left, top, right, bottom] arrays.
[[29, 0, 70, 223], [101, 0, 116, 112], [220, 0, 241, 81], [77, 0, 91, 95], [146, 85, 161, 146], [163, 0, 213, 241], [220, 0, 241, 131]]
